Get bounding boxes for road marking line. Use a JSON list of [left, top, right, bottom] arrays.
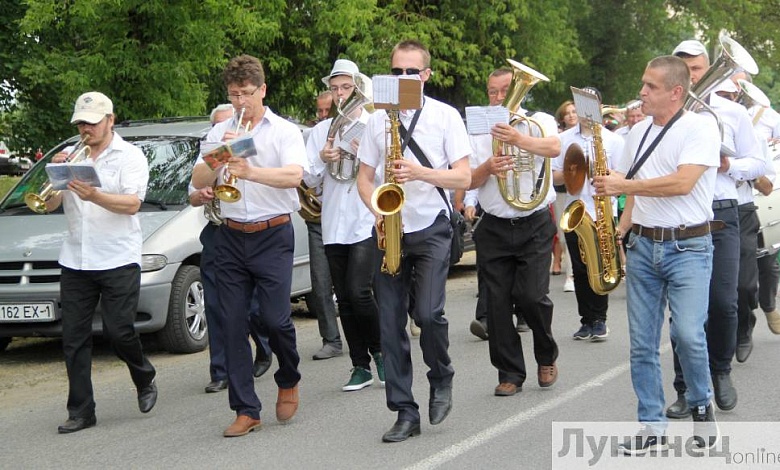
[[405, 343, 673, 469]]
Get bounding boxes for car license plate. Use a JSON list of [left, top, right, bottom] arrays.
[[0, 303, 55, 322]]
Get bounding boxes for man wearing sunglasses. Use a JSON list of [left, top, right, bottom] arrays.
[[357, 40, 471, 443]]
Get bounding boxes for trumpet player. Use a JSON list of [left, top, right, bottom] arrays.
[[304, 59, 383, 391], [664, 40, 764, 420], [52, 92, 157, 433], [356, 40, 471, 443], [551, 86, 625, 342], [467, 67, 561, 398], [191, 55, 307, 438]]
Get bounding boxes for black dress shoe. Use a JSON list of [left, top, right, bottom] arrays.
[[205, 379, 228, 393], [253, 355, 272, 378], [381, 419, 421, 443], [666, 392, 691, 419], [712, 373, 737, 411], [735, 339, 753, 363], [58, 415, 97, 434], [138, 380, 158, 413], [429, 386, 452, 425]]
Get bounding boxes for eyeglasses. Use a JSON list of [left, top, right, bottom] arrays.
[[487, 88, 509, 97], [227, 86, 260, 102], [391, 67, 424, 76], [329, 84, 356, 93]]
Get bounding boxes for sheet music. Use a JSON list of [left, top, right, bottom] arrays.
[[337, 121, 366, 153], [372, 76, 399, 105], [465, 106, 510, 135], [571, 86, 602, 127]]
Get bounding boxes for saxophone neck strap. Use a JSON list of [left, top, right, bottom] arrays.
[[399, 106, 453, 216], [626, 107, 684, 180]]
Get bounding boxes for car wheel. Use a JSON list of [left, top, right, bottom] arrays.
[[0, 337, 11, 352], [157, 265, 208, 354]]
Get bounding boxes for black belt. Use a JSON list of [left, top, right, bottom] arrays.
[[225, 214, 291, 233], [632, 220, 725, 242], [712, 199, 737, 210], [485, 208, 549, 226]]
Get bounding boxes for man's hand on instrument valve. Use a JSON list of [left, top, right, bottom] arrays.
[[225, 157, 252, 179], [593, 171, 625, 197]]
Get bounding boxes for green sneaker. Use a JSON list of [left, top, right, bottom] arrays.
[[372, 352, 385, 386], [342, 367, 374, 392]]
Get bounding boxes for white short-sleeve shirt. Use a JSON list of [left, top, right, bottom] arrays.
[[194, 107, 307, 222], [357, 97, 472, 233], [59, 133, 149, 270], [618, 111, 720, 227]]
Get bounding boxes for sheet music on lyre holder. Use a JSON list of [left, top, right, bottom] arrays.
[[465, 106, 510, 135], [337, 121, 366, 153], [570, 86, 602, 128], [372, 75, 423, 110]]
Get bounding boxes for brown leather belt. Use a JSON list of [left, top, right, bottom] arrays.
[[632, 220, 725, 242], [225, 214, 291, 233]]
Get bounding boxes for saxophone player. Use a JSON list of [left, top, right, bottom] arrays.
[[664, 40, 764, 420], [356, 40, 471, 443], [551, 87, 625, 342], [468, 67, 561, 398], [304, 59, 383, 392]]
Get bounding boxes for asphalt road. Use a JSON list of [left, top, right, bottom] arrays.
[[1, 251, 779, 469]]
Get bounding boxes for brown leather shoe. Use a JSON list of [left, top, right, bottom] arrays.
[[538, 363, 558, 388], [276, 384, 299, 423], [494, 382, 519, 396], [223, 415, 261, 437]]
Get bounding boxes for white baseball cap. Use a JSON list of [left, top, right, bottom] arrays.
[[71, 91, 113, 124], [672, 40, 709, 61], [321, 59, 360, 86], [714, 79, 738, 94]]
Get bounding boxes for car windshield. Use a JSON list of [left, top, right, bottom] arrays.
[[0, 135, 200, 215]]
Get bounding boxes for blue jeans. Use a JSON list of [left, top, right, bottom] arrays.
[[624, 232, 713, 426]]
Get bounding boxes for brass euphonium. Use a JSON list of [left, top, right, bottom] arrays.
[[560, 121, 622, 295], [327, 74, 373, 181], [371, 110, 405, 275], [25, 138, 91, 214], [493, 59, 552, 211], [215, 108, 251, 203]]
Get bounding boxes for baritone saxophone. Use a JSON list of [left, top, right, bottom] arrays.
[[559, 122, 622, 295], [371, 110, 405, 275]]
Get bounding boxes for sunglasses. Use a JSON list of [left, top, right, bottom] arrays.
[[391, 67, 425, 76]]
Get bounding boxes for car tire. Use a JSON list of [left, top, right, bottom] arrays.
[[0, 337, 11, 352], [157, 265, 208, 354]]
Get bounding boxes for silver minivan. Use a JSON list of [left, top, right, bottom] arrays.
[[0, 118, 312, 353]]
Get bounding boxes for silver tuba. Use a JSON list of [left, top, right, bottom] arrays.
[[25, 138, 91, 214], [326, 74, 373, 181], [684, 31, 758, 149]]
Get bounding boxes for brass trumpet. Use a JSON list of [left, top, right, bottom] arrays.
[[25, 138, 91, 214], [214, 108, 251, 203]]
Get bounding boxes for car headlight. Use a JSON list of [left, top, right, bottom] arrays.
[[141, 254, 168, 272]]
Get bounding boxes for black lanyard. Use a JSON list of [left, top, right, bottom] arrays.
[[625, 107, 684, 180], [399, 99, 424, 153]]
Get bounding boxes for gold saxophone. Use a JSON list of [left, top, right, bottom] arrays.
[[371, 110, 405, 275], [559, 122, 622, 295]]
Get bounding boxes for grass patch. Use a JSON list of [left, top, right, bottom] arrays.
[[0, 176, 20, 198]]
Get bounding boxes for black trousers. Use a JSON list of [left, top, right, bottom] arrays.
[[476, 211, 559, 386], [373, 213, 453, 424], [60, 264, 156, 419], [564, 230, 608, 325], [758, 253, 779, 313], [325, 238, 382, 370], [215, 222, 301, 420], [737, 203, 760, 343]]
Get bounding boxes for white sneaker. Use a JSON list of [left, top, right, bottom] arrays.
[[563, 277, 575, 292]]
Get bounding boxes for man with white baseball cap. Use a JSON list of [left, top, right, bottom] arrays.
[[49, 91, 157, 433]]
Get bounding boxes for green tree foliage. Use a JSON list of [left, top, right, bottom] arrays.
[[1, 0, 778, 155]]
